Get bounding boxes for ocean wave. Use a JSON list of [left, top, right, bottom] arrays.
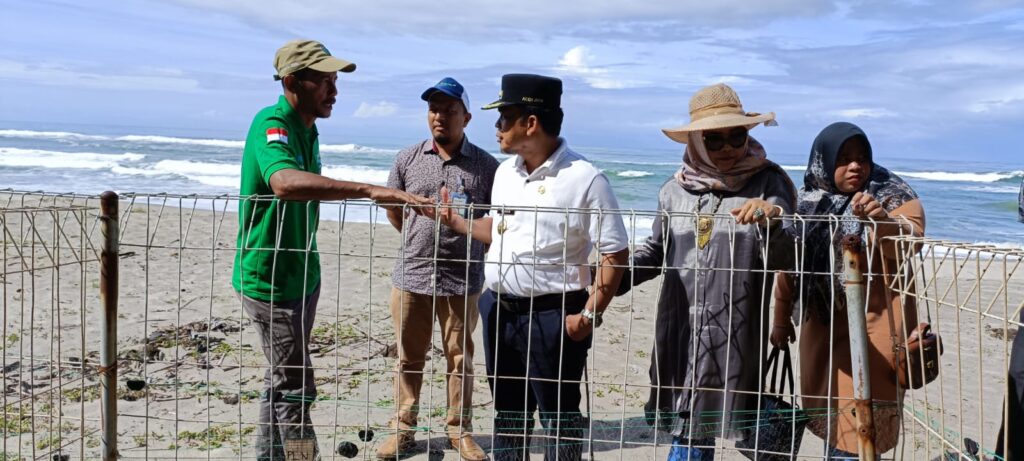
[[895, 170, 1024, 183], [616, 170, 654, 178], [598, 159, 679, 166], [320, 143, 396, 155], [110, 159, 391, 188], [959, 185, 1020, 194], [0, 147, 145, 169], [781, 164, 1022, 184], [0, 129, 110, 141], [111, 159, 240, 187], [151, 160, 239, 176], [321, 166, 389, 185], [1, 128, 393, 154], [116, 135, 244, 149]]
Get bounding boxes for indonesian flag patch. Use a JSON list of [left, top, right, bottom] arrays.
[[266, 127, 289, 144]]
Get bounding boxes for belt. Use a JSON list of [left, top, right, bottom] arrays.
[[496, 290, 589, 314]]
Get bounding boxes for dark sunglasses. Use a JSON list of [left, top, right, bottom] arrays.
[[494, 111, 524, 131], [702, 127, 748, 151]]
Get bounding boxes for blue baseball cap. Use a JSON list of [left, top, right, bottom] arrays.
[[421, 77, 470, 111]]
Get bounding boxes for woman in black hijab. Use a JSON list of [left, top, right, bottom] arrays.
[[771, 122, 925, 459]]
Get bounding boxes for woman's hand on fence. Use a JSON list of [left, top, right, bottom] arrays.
[[731, 198, 779, 225], [770, 321, 796, 348], [851, 192, 888, 220], [565, 313, 593, 341]]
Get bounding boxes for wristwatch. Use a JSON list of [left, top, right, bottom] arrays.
[[580, 308, 603, 328]]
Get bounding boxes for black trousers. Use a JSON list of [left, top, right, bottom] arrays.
[[240, 285, 321, 461], [996, 309, 1024, 461], [480, 289, 592, 461]]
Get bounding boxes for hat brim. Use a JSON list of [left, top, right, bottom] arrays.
[[481, 99, 511, 110], [661, 112, 776, 144], [421, 87, 459, 102], [308, 56, 357, 74]]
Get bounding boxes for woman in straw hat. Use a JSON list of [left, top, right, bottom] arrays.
[[619, 83, 797, 460], [771, 122, 925, 459]]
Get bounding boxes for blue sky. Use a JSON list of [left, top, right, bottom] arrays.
[[1, 0, 1023, 163]]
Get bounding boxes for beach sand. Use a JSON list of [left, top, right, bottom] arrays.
[[1, 194, 1020, 460]]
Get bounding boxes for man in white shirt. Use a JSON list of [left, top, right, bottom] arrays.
[[440, 73, 629, 461]]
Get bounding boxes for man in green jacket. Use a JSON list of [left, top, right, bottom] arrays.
[[232, 39, 431, 460]]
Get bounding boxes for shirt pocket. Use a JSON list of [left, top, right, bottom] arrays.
[[519, 209, 572, 256]]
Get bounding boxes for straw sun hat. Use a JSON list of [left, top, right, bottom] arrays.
[[661, 83, 776, 144]]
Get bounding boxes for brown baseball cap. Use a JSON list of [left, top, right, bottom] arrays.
[[273, 39, 356, 80]]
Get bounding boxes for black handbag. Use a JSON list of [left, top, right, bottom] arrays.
[[735, 346, 807, 461]]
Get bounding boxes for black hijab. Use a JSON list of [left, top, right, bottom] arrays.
[[796, 122, 918, 323]]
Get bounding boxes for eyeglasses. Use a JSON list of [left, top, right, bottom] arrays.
[[494, 111, 524, 132], [702, 127, 748, 151]]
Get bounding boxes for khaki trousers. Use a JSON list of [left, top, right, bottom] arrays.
[[389, 288, 480, 435]]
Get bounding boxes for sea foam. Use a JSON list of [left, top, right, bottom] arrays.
[[0, 147, 145, 169], [0, 128, 394, 155], [617, 170, 655, 178], [895, 170, 1024, 183]]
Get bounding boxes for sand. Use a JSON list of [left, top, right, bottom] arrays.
[[1, 193, 1021, 460]]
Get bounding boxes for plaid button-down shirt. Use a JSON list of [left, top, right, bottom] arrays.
[[387, 137, 499, 296]]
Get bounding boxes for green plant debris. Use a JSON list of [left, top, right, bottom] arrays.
[[35, 434, 61, 450], [1, 405, 33, 433], [62, 385, 101, 402], [175, 425, 255, 451], [310, 322, 359, 346]]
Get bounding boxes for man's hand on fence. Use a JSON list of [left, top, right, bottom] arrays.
[[565, 313, 593, 342], [370, 186, 434, 216], [436, 185, 463, 230], [770, 321, 796, 348]]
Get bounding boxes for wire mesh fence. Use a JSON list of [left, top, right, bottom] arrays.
[[1, 190, 1021, 460], [1, 194, 108, 460]]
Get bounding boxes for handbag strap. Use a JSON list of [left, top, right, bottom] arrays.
[[765, 346, 778, 393], [779, 347, 795, 396], [764, 346, 795, 395]]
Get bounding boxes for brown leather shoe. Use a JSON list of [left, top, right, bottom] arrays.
[[376, 431, 415, 459], [450, 434, 488, 461]]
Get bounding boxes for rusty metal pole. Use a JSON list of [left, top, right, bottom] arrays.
[[841, 235, 876, 460], [99, 191, 119, 461]]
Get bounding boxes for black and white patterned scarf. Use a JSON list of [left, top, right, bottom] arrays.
[[797, 122, 918, 323]]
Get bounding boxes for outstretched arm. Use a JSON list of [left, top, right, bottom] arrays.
[[269, 169, 433, 210]]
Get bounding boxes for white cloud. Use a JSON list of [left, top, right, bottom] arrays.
[[830, 108, 898, 119], [352, 101, 398, 118], [705, 75, 760, 86], [966, 84, 1024, 113], [555, 45, 639, 89], [0, 59, 199, 92], [171, 0, 834, 34], [558, 46, 594, 72]]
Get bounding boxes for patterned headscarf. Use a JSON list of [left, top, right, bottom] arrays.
[[797, 122, 918, 323], [674, 131, 774, 193]]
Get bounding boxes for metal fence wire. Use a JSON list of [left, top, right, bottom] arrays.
[[1, 190, 1021, 460]]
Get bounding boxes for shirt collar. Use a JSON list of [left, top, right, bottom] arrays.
[[277, 95, 310, 137], [426, 136, 473, 159], [515, 137, 569, 181]]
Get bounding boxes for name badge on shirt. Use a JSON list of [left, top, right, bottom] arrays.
[[450, 190, 469, 219], [449, 176, 471, 219]]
